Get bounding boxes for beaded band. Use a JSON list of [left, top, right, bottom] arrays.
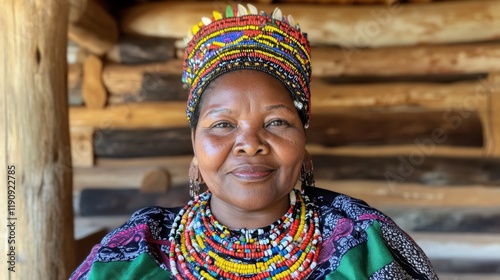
[[182, 4, 312, 128]]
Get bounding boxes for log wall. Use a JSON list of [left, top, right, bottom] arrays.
[[65, 0, 500, 276]]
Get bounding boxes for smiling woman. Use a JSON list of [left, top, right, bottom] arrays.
[[71, 4, 438, 280]]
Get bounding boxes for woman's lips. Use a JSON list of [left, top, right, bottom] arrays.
[[230, 165, 274, 180]]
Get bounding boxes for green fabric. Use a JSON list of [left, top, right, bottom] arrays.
[[326, 220, 394, 280], [88, 253, 172, 280]]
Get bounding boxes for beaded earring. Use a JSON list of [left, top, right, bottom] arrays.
[[189, 157, 203, 198], [300, 150, 315, 192]]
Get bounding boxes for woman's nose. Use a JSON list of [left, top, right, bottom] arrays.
[[232, 126, 270, 156]]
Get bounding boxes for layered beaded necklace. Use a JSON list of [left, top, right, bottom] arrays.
[[168, 189, 322, 280]]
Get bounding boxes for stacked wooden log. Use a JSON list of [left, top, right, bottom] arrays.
[[69, 0, 500, 276]]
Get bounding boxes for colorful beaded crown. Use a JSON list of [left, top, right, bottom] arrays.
[[182, 4, 312, 127]]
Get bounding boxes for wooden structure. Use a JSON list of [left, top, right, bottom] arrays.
[[0, 1, 74, 279], [3, 0, 497, 277]]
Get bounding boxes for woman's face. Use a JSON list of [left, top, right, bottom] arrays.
[[192, 70, 306, 222]]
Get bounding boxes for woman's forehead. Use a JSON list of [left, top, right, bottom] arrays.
[[200, 70, 295, 107]]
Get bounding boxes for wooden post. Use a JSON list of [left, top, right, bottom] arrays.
[[0, 1, 75, 279], [482, 73, 500, 157]]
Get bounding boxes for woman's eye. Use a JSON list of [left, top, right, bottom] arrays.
[[212, 122, 233, 129], [267, 119, 289, 127]]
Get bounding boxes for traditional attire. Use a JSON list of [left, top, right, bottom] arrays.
[[71, 188, 437, 279]]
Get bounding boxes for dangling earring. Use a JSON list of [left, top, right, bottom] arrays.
[[189, 157, 203, 198], [300, 150, 315, 192]]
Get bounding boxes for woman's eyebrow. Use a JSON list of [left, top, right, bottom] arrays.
[[203, 107, 232, 118], [265, 104, 295, 112]]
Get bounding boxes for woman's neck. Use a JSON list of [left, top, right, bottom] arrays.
[[209, 191, 292, 230]]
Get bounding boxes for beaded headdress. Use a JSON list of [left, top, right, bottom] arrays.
[[182, 4, 312, 128]]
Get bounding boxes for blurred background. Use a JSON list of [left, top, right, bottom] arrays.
[[3, 0, 500, 279]]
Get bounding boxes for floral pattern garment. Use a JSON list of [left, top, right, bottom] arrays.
[[71, 187, 438, 280]]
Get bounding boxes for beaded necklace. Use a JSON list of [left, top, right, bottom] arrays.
[[168, 189, 322, 280]]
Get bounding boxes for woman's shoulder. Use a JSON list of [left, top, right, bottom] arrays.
[[102, 205, 182, 251], [306, 187, 438, 279], [70, 206, 182, 280], [306, 186, 389, 221]]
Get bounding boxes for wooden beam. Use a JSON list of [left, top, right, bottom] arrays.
[[69, 0, 118, 55], [121, 1, 500, 47], [317, 180, 500, 208], [307, 144, 485, 158], [106, 34, 177, 64], [82, 54, 107, 109], [73, 155, 192, 192], [69, 102, 188, 129], [70, 127, 94, 167], [311, 75, 495, 113], [102, 60, 184, 99], [93, 127, 193, 157], [1, 1, 75, 278], [79, 186, 190, 216], [414, 232, 500, 261], [312, 155, 498, 185], [482, 73, 500, 157], [312, 43, 500, 77], [308, 109, 483, 147], [275, 0, 397, 3]]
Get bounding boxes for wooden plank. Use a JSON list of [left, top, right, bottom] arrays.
[[308, 109, 483, 147], [69, 102, 188, 129], [82, 54, 107, 108], [94, 127, 192, 157], [106, 34, 177, 64], [382, 207, 500, 233], [1, 0, 75, 278], [78, 185, 191, 216], [413, 232, 500, 261], [482, 73, 500, 157], [312, 77, 490, 112], [70, 127, 94, 167], [308, 144, 485, 158], [276, 0, 397, 3], [69, 0, 118, 55], [121, 1, 500, 48], [102, 60, 184, 97], [73, 155, 192, 192], [317, 180, 500, 207], [312, 155, 499, 185], [313, 43, 500, 77]]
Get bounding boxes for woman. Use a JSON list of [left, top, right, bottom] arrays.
[[71, 4, 438, 279]]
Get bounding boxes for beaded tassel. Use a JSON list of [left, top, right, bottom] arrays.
[[168, 190, 322, 279]]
